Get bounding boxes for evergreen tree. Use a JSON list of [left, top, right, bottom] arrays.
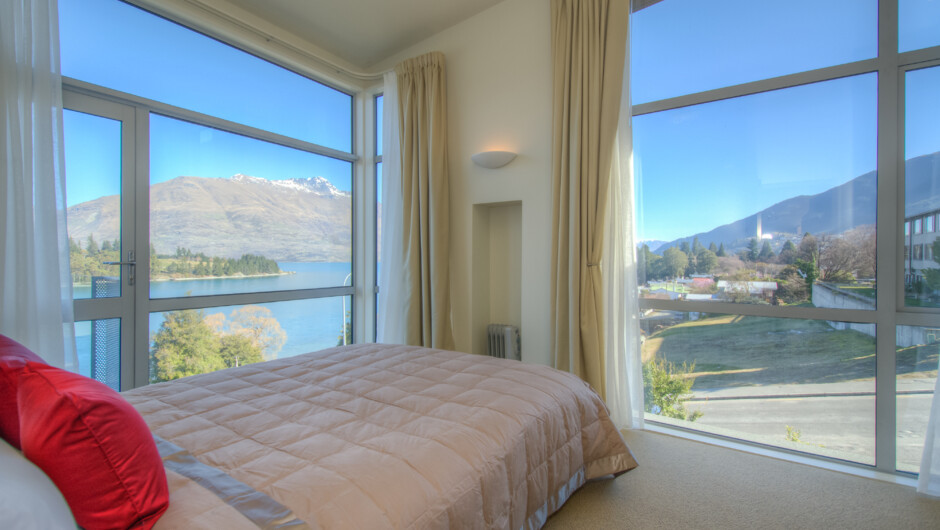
[[747, 238, 760, 262], [778, 240, 798, 264], [758, 240, 776, 261], [680, 241, 691, 255], [86, 234, 99, 255], [716, 243, 727, 257], [708, 242, 718, 253]]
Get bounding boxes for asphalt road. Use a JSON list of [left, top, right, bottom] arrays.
[[682, 389, 933, 470]]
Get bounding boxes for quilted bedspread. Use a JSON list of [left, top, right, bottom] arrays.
[[123, 343, 637, 529]]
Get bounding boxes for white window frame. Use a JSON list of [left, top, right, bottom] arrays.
[[632, 0, 940, 475]]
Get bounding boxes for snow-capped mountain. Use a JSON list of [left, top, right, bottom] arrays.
[[231, 174, 350, 198]]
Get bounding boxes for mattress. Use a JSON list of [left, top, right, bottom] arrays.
[[123, 343, 637, 529]]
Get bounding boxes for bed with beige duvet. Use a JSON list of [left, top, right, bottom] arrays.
[[123, 343, 637, 529]]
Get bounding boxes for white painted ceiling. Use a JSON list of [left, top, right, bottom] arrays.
[[220, 0, 507, 69]]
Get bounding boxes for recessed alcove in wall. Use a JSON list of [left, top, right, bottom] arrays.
[[471, 201, 522, 357]]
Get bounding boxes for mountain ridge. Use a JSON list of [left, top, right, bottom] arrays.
[[651, 150, 940, 253], [67, 175, 351, 262]]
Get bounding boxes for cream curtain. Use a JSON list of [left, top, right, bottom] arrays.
[[396, 52, 455, 350], [550, 0, 629, 398], [0, 0, 76, 369]]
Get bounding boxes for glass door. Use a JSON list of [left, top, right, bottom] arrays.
[[63, 91, 137, 391]]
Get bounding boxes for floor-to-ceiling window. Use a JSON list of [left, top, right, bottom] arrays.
[[60, 0, 371, 390], [632, 0, 940, 475]]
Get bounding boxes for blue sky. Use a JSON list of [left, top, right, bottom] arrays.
[[632, 0, 940, 242], [60, 0, 940, 244], [60, 0, 353, 206]]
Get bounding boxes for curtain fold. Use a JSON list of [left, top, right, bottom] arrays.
[[395, 52, 455, 350], [603, 5, 642, 429], [376, 71, 407, 344], [550, 0, 629, 398], [0, 0, 76, 369], [919, 371, 940, 496]]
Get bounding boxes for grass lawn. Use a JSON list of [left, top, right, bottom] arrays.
[[836, 284, 876, 299], [642, 314, 890, 389]]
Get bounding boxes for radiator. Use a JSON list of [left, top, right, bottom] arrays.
[[487, 324, 521, 361]]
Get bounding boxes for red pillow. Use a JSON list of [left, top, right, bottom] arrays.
[[18, 362, 169, 530], [0, 334, 46, 448]]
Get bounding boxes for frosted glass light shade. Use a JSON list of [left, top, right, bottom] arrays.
[[471, 150, 517, 169]]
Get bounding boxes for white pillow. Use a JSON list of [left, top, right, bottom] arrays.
[[0, 437, 76, 529]]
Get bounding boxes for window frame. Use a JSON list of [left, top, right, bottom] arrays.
[[61, 2, 373, 389], [631, 0, 940, 475]]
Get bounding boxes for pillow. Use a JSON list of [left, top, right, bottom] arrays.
[[0, 334, 47, 448], [0, 437, 76, 530], [18, 362, 169, 530]]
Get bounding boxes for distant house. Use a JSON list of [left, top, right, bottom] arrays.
[[717, 280, 777, 301]]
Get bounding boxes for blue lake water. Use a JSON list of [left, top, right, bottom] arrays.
[[75, 262, 352, 377]]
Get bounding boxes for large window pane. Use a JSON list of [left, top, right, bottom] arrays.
[[896, 325, 939, 473], [149, 296, 351, 383], [631, 0, 876, 104], [635, 74, 877, 307], [899, 0, 940, 52], [59, 0, 352, 151], [903, 66, 940, 308], [642, 312, 875, 464], [64, 109, 122, 299], [149, 114, 352, 298]]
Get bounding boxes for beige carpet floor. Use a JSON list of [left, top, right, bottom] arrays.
[[544, 430, 940, 529]]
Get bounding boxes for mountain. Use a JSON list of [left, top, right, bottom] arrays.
[[653, 150, 940, 254], [67, 175, 351, 262]]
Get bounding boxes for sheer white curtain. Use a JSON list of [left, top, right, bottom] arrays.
[[0, 0, 76, 369], [603, 29, 643, 429], [919, 374, 940, 496], [376, 70, 406, 344]]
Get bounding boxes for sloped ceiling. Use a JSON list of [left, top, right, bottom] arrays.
[[219, 0, 507, 69]]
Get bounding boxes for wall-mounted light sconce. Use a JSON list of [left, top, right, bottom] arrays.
[[471, 150, 517, 169]]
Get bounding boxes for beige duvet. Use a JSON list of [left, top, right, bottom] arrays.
[[124, 344, 637, 529]]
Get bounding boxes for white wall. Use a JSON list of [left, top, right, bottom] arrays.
[[373, 0, 554, 365]]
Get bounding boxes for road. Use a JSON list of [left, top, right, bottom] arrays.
[[676, 379, 935, 470]]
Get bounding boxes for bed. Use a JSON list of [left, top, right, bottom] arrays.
[[120, 343, 637, 529]]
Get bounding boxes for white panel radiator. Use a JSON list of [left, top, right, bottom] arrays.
[[487, 324, 521, 361]]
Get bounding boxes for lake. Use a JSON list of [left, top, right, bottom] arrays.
[[74, 262, 352, 378]]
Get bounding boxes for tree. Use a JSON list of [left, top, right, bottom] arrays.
[[692, 237, 704, 254], [86, 234, 99, 255], [747, 238, 760, 262], [336, 311, 352, 346], [794, 256, 819, 303], [758, 240, 775, 262], [708, 242, 718, 253], [643, 358, 702, 422], [662, 247, 689, 279], [639, 244, 663, 282], [224, 306, 286, 360], [775, 264, 809, 304], [778, 240, 798, 265], [150, 309, 224, 383], [218, 333, 263, 369], [695, 249, 718, 274], [680, 241, 691, 255], [716, 243, 727, 257]]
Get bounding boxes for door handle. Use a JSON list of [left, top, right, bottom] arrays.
[[102, 251, 136, 286]]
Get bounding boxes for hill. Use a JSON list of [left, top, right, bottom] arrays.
[[653, 150, 940, 253], [67, 174, 351, 262]]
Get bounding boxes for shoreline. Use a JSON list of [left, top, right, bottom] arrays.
[[73, 270, 296, 287]]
